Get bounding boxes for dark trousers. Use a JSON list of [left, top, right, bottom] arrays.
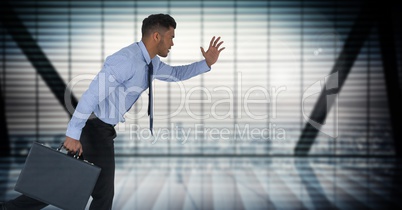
[[5, 116, 116, 210]]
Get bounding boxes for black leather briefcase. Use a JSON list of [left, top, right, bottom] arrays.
[[14, 141, 101, 210]]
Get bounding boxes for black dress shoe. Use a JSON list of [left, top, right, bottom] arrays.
[[0, 203, 7, 210], [0, 202, 6, 210]]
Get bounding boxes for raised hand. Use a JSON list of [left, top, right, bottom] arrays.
[[200, 36, 225, 67]]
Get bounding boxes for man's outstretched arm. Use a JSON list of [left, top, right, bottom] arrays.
[[155, 36, 225, 82]]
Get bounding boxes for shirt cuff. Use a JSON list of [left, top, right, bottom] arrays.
[[201, 60, 211, 72], [65, 127, 82, 140]]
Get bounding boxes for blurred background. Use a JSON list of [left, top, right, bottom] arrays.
[[1, 0, 401, 209]]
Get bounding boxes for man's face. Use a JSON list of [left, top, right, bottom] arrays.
[[157, 27, 175, 57]]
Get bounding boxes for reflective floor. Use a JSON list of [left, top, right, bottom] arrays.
[[1, 157, 401, 209]]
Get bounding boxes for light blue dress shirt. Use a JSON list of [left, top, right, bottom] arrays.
[[66, 41, 211, 140]]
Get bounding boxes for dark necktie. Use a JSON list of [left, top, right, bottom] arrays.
[[148, 62, 154, 135]]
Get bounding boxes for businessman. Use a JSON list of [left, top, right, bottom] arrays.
[[2, 13, 224, 210]]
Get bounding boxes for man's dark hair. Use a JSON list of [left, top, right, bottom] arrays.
[[142, 14, 176, 37]]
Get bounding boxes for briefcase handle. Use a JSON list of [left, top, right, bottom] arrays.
[[57, 143, 81, 159]]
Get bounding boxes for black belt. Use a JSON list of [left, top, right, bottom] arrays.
[[89, 113, 115, 128]]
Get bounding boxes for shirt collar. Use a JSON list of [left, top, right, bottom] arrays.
[[138, 40, 151, 65]]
